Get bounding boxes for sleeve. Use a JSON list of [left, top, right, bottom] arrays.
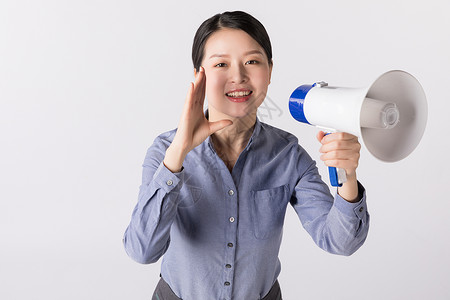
[[290, 146, 370, 256], [123, 134, 184, 264]]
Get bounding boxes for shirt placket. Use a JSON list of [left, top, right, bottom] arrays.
[[222, 182, 238, 300], [208, 135, 249, 300]]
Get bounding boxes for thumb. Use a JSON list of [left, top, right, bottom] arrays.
[[316, 131, 326, 143], [209, 119, 233, 135]]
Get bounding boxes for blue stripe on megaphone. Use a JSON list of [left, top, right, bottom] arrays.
[[289, 84, 314, 124]]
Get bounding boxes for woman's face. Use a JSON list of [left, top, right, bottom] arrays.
[[201, 28, 272, 120]]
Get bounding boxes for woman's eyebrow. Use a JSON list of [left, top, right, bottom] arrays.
[[209, 53, 230, 59], [208, 50, 264, 59], [244, 50, 264, 56]]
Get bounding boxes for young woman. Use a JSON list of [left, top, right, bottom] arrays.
[[123, 11, 369, 300]]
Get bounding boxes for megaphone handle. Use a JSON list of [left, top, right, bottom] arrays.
[[324, 133, 348, 187], [328, 166, 347, 187]]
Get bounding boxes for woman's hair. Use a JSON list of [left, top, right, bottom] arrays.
[[192, 11, 273, 70]]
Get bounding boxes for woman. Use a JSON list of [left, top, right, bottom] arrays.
[[123, 11, 369, 300]]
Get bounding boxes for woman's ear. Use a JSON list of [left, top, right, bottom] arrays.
[[268, 60, 273, 84]]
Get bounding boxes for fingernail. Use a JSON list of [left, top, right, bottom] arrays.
[[200, 66, 204, 72]]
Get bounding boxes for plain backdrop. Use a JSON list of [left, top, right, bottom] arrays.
[[1, 0, 449, 299]]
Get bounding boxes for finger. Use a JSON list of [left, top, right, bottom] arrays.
[[193, 67, 206, 105], [209, 119, 233, 135], [321, 132, 358, 144], [193, 66, 205, 88], [177, 83, 195, 130], [320, 149, 360, 161], [197, 67, 206, 101], [316, 131, 326, 143], [182, 82, 195, 110], [322, 158, 359, 173], [319, 139, 361, 153]]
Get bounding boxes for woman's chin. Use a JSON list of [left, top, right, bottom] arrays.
[[208, 99, 262, 120], [222, 106, 258, 119]]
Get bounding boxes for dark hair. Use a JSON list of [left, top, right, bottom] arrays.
[[192, 11, 273, 70]]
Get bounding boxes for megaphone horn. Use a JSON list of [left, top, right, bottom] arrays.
[[289, 70, 427, 187]]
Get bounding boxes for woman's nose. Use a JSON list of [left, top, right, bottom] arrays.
[[230, 64, 248, 83]]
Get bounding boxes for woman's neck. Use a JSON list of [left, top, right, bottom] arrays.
[[209, 110, 256, 171], [210, 111, 255, 149]]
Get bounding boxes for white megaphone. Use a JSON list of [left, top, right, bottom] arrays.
[[289, 70, 427, 187]]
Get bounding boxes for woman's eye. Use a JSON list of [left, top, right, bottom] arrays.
[[245, 60, 258, 65], [215, 63, 227, 67]]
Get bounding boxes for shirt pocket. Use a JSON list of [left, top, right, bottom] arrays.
[[250, 184, 289, 240]]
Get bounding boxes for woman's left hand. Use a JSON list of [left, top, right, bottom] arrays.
[[316, 131, 361, 180]]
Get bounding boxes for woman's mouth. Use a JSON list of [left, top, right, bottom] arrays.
[[225, 90, 253, 103]]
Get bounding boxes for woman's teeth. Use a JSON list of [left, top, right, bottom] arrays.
[[226, 91, 252, 97]]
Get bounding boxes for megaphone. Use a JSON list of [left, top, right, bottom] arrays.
[[289, 70, 427, 187]]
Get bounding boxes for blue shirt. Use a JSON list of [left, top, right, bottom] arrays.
[[123, 118, 369, 300]]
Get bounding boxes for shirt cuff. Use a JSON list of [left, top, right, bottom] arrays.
[[153, 161, 184, 194], [333, 181, 367, 220]]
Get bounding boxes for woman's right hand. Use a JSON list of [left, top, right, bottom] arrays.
[[163, 67, 233, 172]]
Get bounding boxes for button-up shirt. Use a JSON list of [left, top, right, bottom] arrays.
[[123, 118, 369, 300]]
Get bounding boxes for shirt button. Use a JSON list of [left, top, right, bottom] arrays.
[[227, 242, 233, 247], [226, 264, 232, 268], [228, 189, 234, 196], [166, 180, 173, 186], [359, 207, 364, 212], [224, 281, 230, 286], [229, 217, 235, 223]]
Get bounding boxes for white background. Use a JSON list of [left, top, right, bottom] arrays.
[[1, 0, 449, 299]]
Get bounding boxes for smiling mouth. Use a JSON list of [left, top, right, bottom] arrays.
[[225, 90, 252, 97]]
